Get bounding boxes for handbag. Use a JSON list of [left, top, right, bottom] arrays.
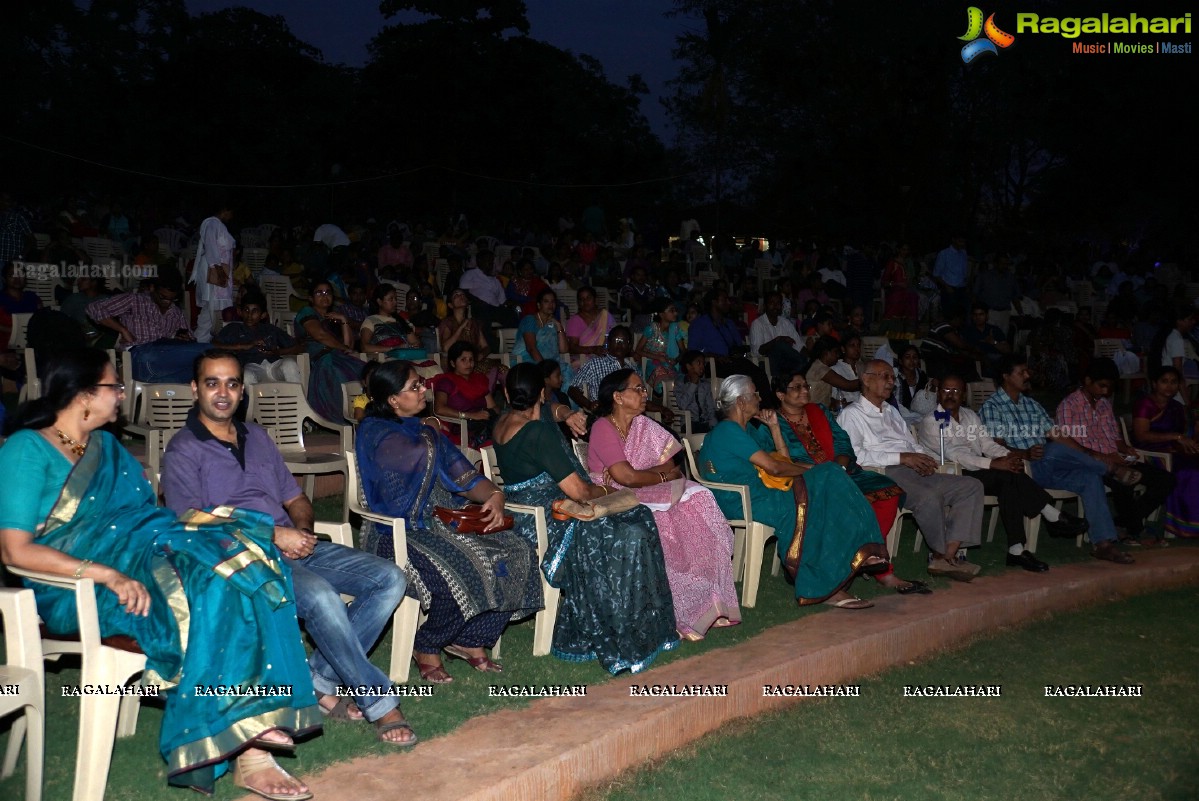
[[755, 452, 795, 491], [433, 504, 514, 533], [206, 263, 228, 287], [551, 488, 640, 522]]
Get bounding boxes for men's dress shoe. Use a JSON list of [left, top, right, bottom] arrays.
[[1006, 550, 1049, 572], [1046, 515, 1089, 538]]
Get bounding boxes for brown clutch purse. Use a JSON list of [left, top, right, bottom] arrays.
[[433, 504, 514, 534], [551, 489, 640, 522]]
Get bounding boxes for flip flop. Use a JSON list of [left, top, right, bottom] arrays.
[[375, 717, 418, 747], [1111, 465, 1142, 486], [826, 596, 874, 609], [317, 695, 363, 722], [895, 580, 933, 595]]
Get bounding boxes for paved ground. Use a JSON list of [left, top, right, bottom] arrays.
[[236, 547, 1199, 801]]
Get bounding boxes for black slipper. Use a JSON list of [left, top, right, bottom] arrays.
[[896, 580, 933, 595]]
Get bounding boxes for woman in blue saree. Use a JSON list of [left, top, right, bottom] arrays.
[[492, 363, 678, 674], [355, 360, 541, 683], [697, 375, 889, 608], [511, 288, 574, 386], [0, 350, 318, 799], [295, 279, 367, 422]]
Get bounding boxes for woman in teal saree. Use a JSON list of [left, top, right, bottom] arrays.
[[0, 351, 319, 799], [492, 363, 678, 674], [768, 370, 929, 595], [698, 375, 888, 608]]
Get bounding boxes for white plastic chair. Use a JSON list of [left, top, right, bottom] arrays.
[[247, 382, 352, 522], [312, 476, 422, 684], [659, 379, 693, 438], [479, 446, 561, 656], [7, 567, 147, 801], [682, 436, 778, 608], [0, 587, 44, 801]]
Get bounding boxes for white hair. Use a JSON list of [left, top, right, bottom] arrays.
[[716, 374, 755, 412]]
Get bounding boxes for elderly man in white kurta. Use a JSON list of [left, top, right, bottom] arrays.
[[190, 204, 235, 343]]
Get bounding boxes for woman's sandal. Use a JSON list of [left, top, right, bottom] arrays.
[[413, 656, 454, 684], [233, 751, 312, 801], [443, 643, 504, 673], [250, 730, 295, 755], [317, 695, 363, 722], [826, 596, 874, 609]]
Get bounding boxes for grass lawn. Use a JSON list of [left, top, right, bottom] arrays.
[[0, 491, 1175, 801], [581, 583, 1199, 801]]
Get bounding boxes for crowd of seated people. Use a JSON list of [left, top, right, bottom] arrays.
[[0, 195, 1196, 797]]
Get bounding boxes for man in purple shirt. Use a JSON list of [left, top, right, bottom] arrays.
[[161, 349, 416, 745]]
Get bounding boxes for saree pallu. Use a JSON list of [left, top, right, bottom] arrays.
[[781, 404, 905, 539], [640, 322, 684, 394], [512, 315, 575, 386], [588, 416, 739, 638], [31, 433, 318, 792], [783, 463, 887, 604], [503, 470, 679, 673], [565, 310, 613, 368], [355, 417, 541, 621]]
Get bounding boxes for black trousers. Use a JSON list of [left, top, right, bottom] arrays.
[[962, 467, 1053, 546], [1104, 463, 1175, 537]]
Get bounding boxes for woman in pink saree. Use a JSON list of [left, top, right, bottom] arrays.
[[565, 285, 614, 368], [586, 368, 741, 640]]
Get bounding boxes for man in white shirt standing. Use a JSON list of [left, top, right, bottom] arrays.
[[839, 360, 985, 581], [917, 375, 1089, 573], [749, 291, 806, 377], [459, 249, 517, 347]]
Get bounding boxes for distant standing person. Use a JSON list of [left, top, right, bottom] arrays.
[[191, 202, 236, 343]]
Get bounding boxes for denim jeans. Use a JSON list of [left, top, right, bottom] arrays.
[[1029, 442, 1117, 544], [286, 541, 407, 722], [130, 339, 211, 383]]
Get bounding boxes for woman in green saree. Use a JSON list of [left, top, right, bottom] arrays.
[[492, 363, 678, 674], [697, 375, 889, 608], [0, 350, 319, 800], [767, 370, 930, 595]]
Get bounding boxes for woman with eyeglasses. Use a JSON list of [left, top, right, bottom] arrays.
[[295, 279, 365, 422], [698, 375, 889, 608], [0, 350, 320, 799], [768, 370, 929, 595], [493, 363, 678, 674], [355, 360, 541, 683], [587, 368, 740, 640]]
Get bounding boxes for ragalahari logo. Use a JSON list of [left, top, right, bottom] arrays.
[[959, 7, 1016, 63]]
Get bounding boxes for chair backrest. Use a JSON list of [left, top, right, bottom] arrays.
[[243, 247, 269, 273], [966, 379, 996, 411], [1093, 338, 1123, 358], [497, 327, 518, 353], [246, 382, 314, 450], [558, 288, 579, 317], [27, 275, 60, 309], [593, 286, 612, 313], [82, 236, 114, 262], [861, 336, 890, 362], [0, 587, 43, 679], [660, 379, 693, 438], [494, 244, 513, 263], [435, 259, 450, 292], [480, 445, 502, 485], [572, 439, 589, 467], [260, 275, 299, 317], [139, 383, 195, 429], [10, 312, 32, 349], [344, 450, 373, 517], [342, 380, 364, 424]]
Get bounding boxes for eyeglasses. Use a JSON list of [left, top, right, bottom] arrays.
[[941, 388, 963, 395], [313, 289, 332, 297], [621, 384, 649, 395], [399, 380, 426, 393], [787, 383, 809, 392], [610, 338, 631, 345], [94, 383, 126, 393]]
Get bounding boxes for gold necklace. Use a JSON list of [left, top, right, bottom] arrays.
[[54, 428, 88, 457], [609, 414, 630, 440]]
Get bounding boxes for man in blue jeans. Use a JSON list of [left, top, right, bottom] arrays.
[[161, 349, 418, 744], [979, 354, 1134, 564]]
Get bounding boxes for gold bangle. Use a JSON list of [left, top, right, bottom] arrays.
[[74, 559, 93, 579], [658, 471, 667, 484]]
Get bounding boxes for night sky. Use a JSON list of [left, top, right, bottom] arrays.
[[184, 0, 683, 137]]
